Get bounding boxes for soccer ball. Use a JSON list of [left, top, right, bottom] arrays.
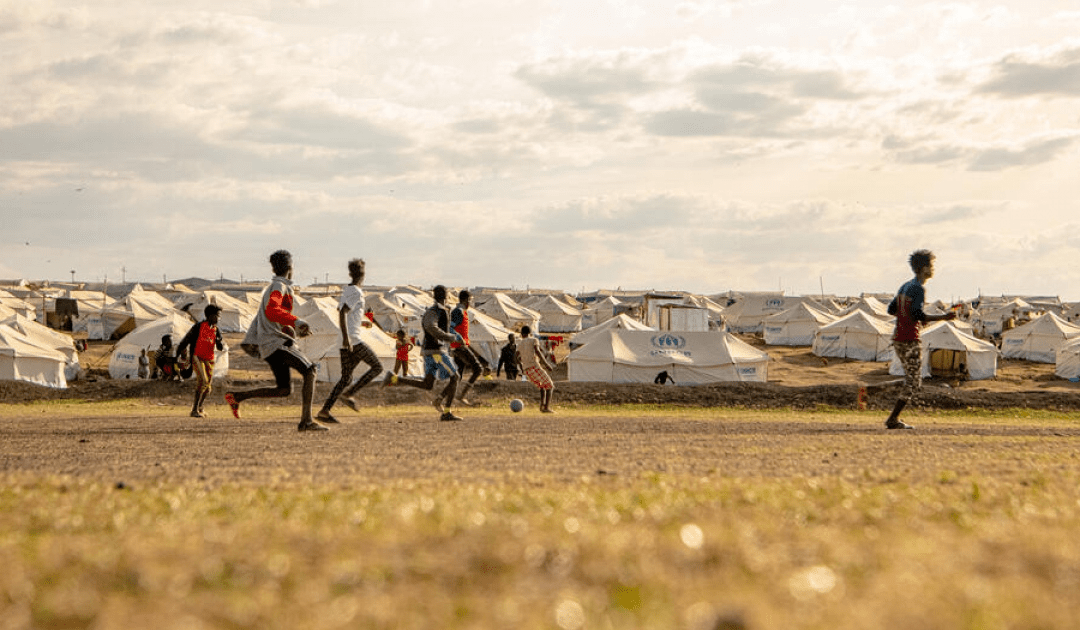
[[509, 399, 524, 413]]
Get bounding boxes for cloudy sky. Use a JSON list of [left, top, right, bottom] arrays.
[[2, 1, 1078, 301]]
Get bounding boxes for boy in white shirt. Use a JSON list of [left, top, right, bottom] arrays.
[[317, 258, 384, 422]]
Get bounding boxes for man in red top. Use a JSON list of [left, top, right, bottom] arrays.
[[450, 290, 485, 405], [177, 304, 225, 418], [884, 249, 956, 430], [226, 250, 326, 432]]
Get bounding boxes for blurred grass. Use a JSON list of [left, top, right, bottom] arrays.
[[2, 402, 1079, 629], [2, 472, 1079, 629]]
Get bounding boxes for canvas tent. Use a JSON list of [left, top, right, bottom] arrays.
[[812, 310, 895, 362], [175, 290, 256, 333], [719, 292, 798, 333], [887, 321, 998, 381], [839, 295, 892, 320], [522, 295, 583, 333], [763, 302, 837, 346], [0, 321, 68, 388], [569, 313, 655, 349], [461, 308, 515, 368], [566, 330, 768, 384], [475, 293, 541, 332], [581, 296, 625, 328], [979, 298, 1034, 337], [1000, 312, 1080, 363], [108, 311, 230, 380], [1054, 337, 1080, 380], [1, 313, 80, 380]]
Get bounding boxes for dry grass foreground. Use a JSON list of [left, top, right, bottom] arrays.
[[2, 397, 1079, 630]]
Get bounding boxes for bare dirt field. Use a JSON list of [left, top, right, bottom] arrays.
[[1, 333, 1077, 486], [3, 335, 1080, 630]]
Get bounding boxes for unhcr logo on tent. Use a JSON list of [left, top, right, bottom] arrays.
[[651, 334, 686, 349]]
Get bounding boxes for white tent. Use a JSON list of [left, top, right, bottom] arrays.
[[0, 290, 37, 319], [175, 290, 256, 333], [523, 295, 583, 333], [839, 295, 892, 320], [888, 321, 999, 381], [567, 330, 769, 384], [76, 286, 183, 340], [475, 292, 541, 332], [763, 302, 837, 346], [367, 293, 417, 335], [1054, 337, 1080, 380], [713, 292, 793, 333], [569, 313, 656, 349], [462, 308, 515, 368], [1, 313, 80, 380], [108, 311, 230, 380], [581, 296, 624, 328], [0, 322, 68, 388], [812, 310, 896, 362], [1001, 312, 1080, 363], [292, 297, 421, 383], [979, 297, 1034, 337]]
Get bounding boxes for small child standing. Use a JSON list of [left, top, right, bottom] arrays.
[[137, 348, 150, 379], [177, 304, 225, 418], [394, 329, 413, 376]]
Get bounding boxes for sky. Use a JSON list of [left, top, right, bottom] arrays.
[[1, 1, 1079, 302]]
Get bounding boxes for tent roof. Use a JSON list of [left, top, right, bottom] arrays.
[[817, 309, 894, 334], [1004, 312, 1080, 337]]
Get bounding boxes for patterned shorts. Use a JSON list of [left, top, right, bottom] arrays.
[[524, 365, 553, 390], [192, 356, 214, 394], [424, 353, 459, 380], [893, 340, 922, 402]]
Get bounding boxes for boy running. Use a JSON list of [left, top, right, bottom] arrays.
[[177, 304, 225, 418], [518, 325, 555, 413], [384, 285, 464, 421], [225, 250, 326, 432], [317, 258, 383, 422], [450, 290, 484, 405], [885, 249, 956, 430]]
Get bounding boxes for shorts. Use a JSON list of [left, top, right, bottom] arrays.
[[524, 365, 553, 390], [424, 353, 459, 380], [266, 346, 316, 389], [192, 356, 215, 393]]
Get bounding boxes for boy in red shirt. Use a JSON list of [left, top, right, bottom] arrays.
[[177, 304, 225, 418], [226, 250, 324, 432], [885, 249, 956, 430]]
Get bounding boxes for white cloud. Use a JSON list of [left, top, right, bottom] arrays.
[[1, 0, 1079, 298]]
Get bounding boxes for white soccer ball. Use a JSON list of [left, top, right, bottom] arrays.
[[509, 398, 524, 413]]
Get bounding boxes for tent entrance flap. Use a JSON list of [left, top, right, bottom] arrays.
[[929, 348, 966, 378]]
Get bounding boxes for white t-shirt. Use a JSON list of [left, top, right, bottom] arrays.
[[339, 284, 367, 346]]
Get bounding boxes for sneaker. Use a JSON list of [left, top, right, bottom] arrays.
[[342, 396, 360, 412], [541, 408, 555, 414], [382, 372, 398, 387], [432, 397, 445, 414], [190, 410, 205, 418], [316, 412, 340, 424], [225, 393, 241, 419], [886, 420, 914, 430], [440, 411, 463, 422], [298, 420, 329, 432]]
